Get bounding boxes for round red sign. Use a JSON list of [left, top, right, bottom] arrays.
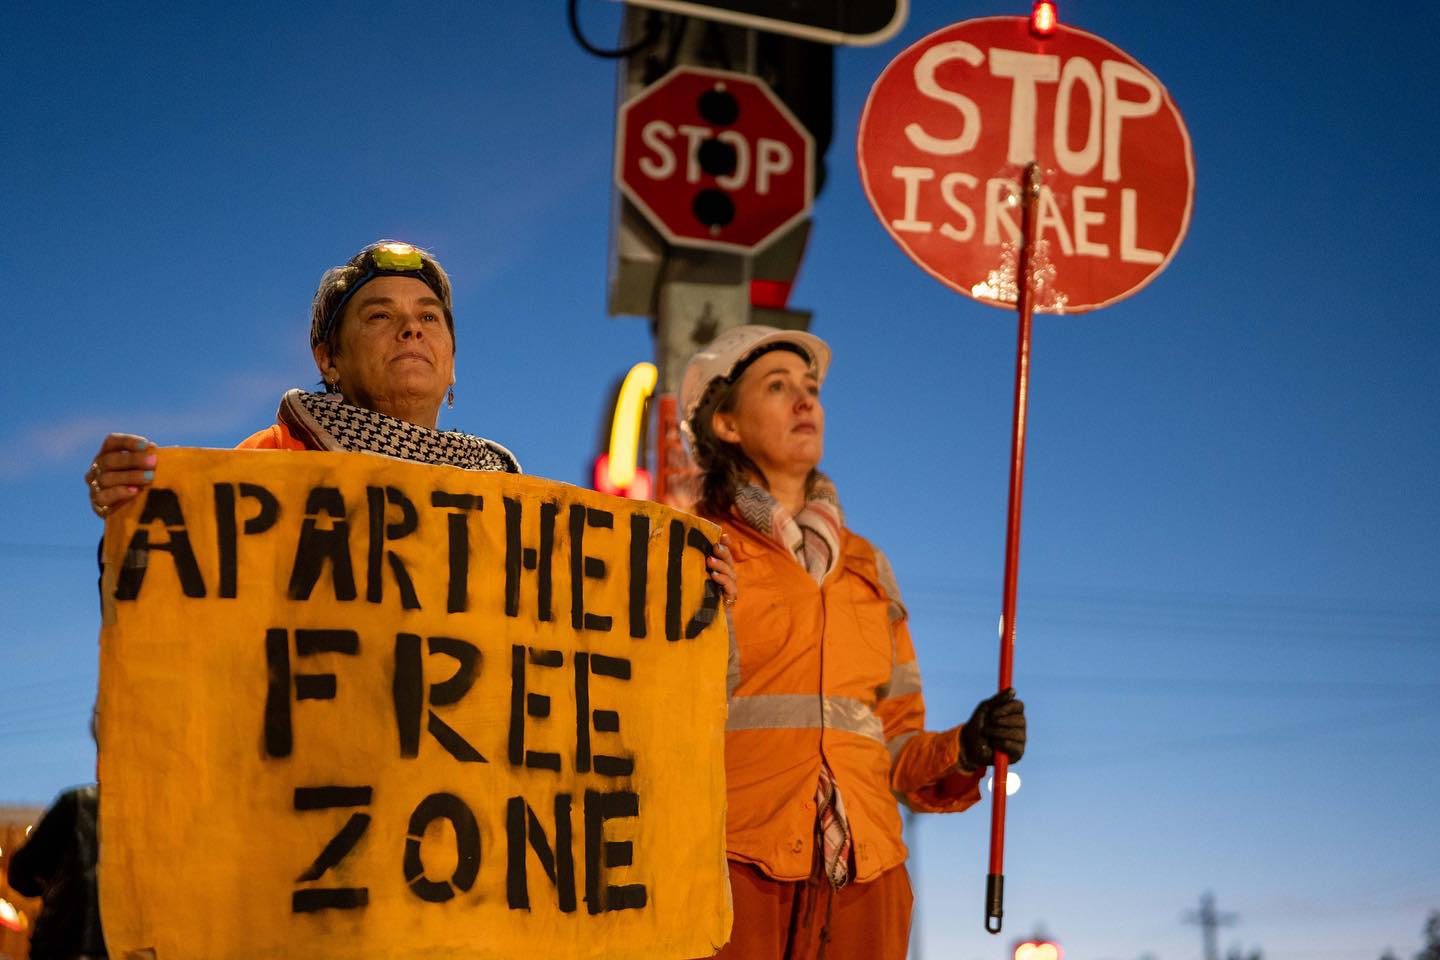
[[858, 17, 1194, 313], [617, 66, 814, 254]]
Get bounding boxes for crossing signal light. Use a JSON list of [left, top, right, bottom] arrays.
[[1030, 1, 1058, 36], [594, 453, 652, 500]]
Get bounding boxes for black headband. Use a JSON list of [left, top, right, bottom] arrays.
[[319, 267, 447, 346], [727, 341, 812, 384]]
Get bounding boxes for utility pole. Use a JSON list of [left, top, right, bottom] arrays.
[[1184, 891, 1238, 960]]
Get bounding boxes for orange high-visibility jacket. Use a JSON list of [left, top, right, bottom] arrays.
[[715, 513, 985, 883], [237, 423, 309, 451]]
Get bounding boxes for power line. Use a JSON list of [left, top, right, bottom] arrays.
[[919, 667, 1440, 698], [904, 578, 1440, 630], [907, 596, 1440, 650], [0, 541, 94, 557]]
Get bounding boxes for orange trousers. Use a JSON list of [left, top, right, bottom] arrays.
[[706, 859, 914, 960]]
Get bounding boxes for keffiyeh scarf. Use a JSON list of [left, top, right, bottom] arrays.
[[277, 389, 520, 473], [733, 474, 853, 888]]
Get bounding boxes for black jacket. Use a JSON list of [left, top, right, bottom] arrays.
[[6, 784, 107, 958]]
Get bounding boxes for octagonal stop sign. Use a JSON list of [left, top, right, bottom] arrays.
[[617, 66, 814, 254], [858, 17, 1194, 312]]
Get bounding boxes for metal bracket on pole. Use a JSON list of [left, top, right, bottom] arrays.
[[651, 247, 751, 506], [655, 247, 751, 393]]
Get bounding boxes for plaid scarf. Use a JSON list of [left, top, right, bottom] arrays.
[[733, 474, 852, 888], [277, 389, 520, 472]]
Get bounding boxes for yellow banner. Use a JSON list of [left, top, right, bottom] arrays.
[[97, 449, 730, 960]]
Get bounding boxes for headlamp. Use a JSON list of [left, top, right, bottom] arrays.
[[370, 241, 424, 272], [319, 242, 446, 345]]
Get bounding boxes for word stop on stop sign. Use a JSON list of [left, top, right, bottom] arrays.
[[859, 17, 1193, 312], [637, 123, 795, 199]]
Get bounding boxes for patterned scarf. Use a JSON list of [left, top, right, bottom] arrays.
[[732, 473, 843, 584], [277, 389, 520, 473], [733, 474, 852, 888]]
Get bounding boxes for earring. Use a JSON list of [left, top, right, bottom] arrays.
[[327, 379, 341, 394], [447, 386, 455, 409]]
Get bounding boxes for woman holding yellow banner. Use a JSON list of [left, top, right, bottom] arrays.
[[681, 325, 1025, 959], [84, 241, 518, 506], [84, 239, 737, 594]]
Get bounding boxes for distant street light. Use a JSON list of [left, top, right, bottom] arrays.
[[1014, 938, 1062, 960], [987, 771, 1022, 796]]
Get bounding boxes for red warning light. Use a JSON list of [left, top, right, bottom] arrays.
[[1030, 0, 1058, 36], [594, 454, 652, 500], [1014, 940, 1063, 960]]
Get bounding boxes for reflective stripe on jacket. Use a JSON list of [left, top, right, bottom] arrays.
[[715, 514, 984, 883]]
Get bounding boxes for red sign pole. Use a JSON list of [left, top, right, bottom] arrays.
[[854, 9, 1194, 936], [986, 160, 1041, 935]]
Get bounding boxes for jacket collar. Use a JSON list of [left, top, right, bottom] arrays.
[[720, 512, 852, 589]]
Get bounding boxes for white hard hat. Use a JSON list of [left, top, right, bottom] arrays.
[[679, 324, 831, 449]]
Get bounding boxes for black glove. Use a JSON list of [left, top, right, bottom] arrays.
[[958, 687, 1026, 770]]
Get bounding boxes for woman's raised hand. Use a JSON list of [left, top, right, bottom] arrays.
[[709, 535, 738, 607], [85, 433, 157, 518]]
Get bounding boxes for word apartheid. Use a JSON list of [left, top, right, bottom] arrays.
[[97, 448, 731, 960]]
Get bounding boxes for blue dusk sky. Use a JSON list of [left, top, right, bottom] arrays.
[[1, 3, 1436, 959]]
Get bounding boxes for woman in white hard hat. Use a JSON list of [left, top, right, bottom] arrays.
[[681, 325, 1026, 959]]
